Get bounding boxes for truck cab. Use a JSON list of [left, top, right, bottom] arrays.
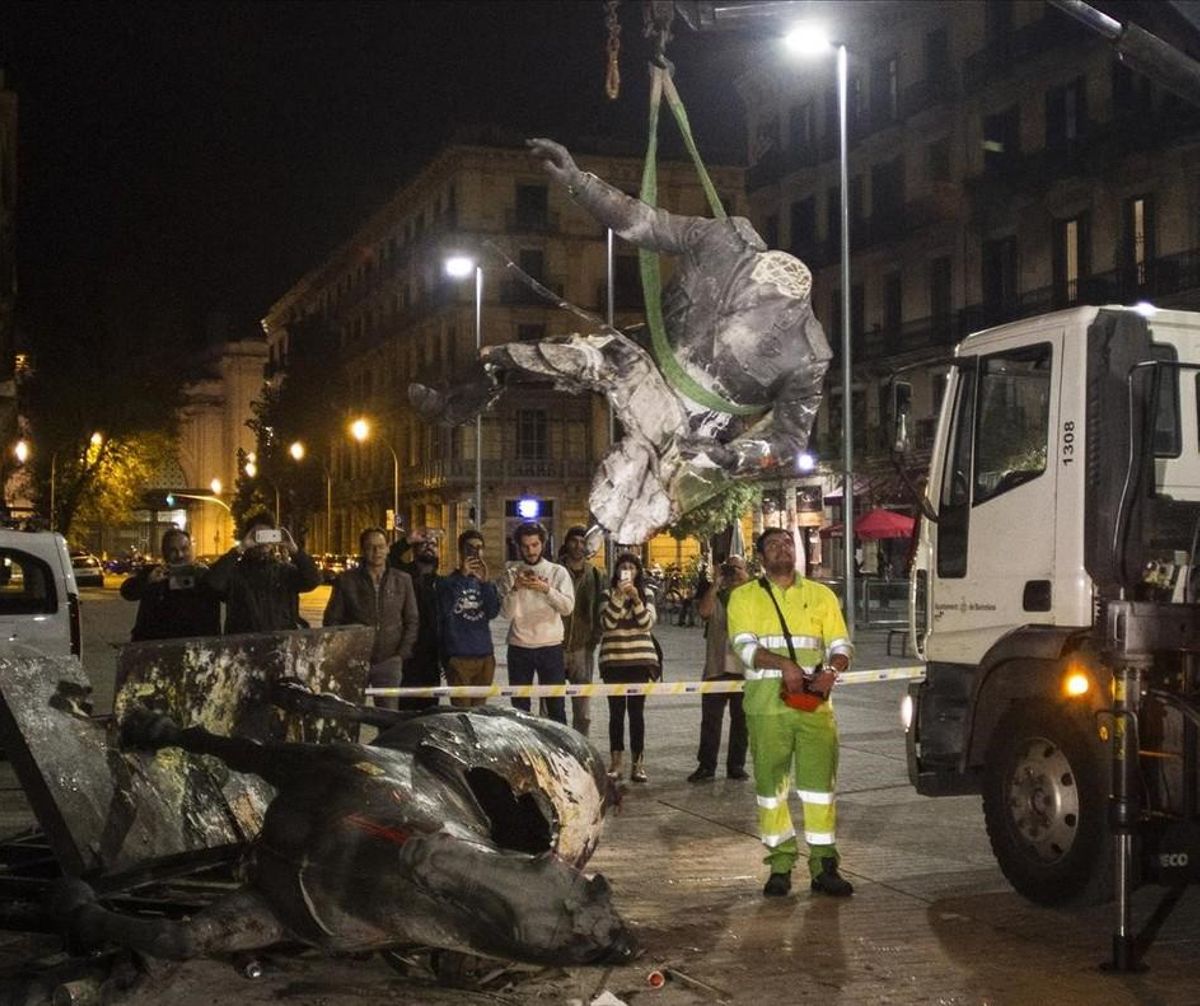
[[905, 305, 1200, 904]]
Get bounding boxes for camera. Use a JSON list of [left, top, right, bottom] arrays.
[[168, 565, 199, 591], [254, 528, 283, 544], [619, 568, 633, 583]]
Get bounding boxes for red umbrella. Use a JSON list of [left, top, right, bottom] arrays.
[[853, 508, 915, 540]]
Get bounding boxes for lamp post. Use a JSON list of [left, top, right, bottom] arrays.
[[290, 441, 332, 554], [350, 418, 400, 539], [445, 255, 484, 528], [785, 24, 856, 633]]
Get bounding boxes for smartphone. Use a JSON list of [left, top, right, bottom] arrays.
[[254, 528, 283, 544], [466, 542, 482, 559], [620, 568, 633, 583]]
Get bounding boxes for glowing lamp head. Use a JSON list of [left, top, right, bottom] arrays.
[[289, 441, 305, 461], [796, 452, 816, 473], [90, 432, 103, 448], [784, 23, 833, 56], [13, 440, 28, 464], [210, 478, 222, 496], [244, 461, 257, 479], [517, 497, 541, 520], [444, 255, 476, 279], [350, 419, 370, 443]]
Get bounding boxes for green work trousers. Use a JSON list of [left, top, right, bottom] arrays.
[[747, 706, 839, 877]]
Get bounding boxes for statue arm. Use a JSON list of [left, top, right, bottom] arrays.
[[527, 137, 698, 254]]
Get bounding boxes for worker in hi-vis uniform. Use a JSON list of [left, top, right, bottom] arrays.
[[726, 526, 855, 898]]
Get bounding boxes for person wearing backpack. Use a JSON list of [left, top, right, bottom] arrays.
[[559, 525, 606, 737], [726, 527, 855, 899]]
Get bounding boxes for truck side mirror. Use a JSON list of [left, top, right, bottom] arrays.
[[891, 380, 913, 455]]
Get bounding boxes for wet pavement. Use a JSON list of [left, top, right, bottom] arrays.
[[1, 587, 1198, 1004]]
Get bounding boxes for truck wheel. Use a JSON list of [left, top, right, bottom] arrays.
[[982, 704, 1111, 905]]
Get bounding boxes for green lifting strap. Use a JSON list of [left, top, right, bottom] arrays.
[[639, 65, 762, 417]]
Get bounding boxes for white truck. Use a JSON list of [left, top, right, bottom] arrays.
[[899, 304, 1200, 965]]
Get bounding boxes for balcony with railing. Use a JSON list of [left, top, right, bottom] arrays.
[[407, 456, 596, 489], [963, 13, 1089, 93]]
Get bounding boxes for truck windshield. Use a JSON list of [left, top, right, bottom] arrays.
[[973, 344, 1052, 506]]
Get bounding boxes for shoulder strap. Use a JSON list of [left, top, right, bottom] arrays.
[[757, 576, 797, 663]]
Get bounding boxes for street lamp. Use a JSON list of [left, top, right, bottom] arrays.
[[785, 23, 856, 633], [290, 440, 332, 554], [350, 418, 400, 539], [13, 440, 29, 465], [444, 254, 484, 528]]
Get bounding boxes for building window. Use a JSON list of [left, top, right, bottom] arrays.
[[883, 273, 903, 335], [1123, 195, 1155, 288], [871, 55, 899, 125], [983, 105, 1020, 175], [825, 186, 840, 243], [925, 28, 949, 82], [763, 213, 779, 249], [927, 136, 951, 182], [788, 100, 815, 150], [1053, 213, 1090, 306], [791, 197, 816, 252], [517, 323, 546, 342], [516, 410, 548, 460], [930, 256, 953, 330], [871, 157, 904, 218], [1046, 76, 1087, 147], [518, 248, 545, 282], [515, 184, 549, 229], [982, 235, 1018, 322]]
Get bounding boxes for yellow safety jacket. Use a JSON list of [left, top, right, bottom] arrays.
[[726, 575, 854, 716]]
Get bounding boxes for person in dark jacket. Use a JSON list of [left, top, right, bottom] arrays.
[[389, 526, 444, 711], [206, 513, 321, 635], [119, 528, 221, 641], [435, 529, 500, 708], [324, 527, 419, 710]]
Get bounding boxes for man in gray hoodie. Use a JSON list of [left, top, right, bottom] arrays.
[[498, 521, 575, 724]]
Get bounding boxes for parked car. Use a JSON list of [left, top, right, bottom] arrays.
[[69, 551, 105, 588], [320, 554, 357, 584], [0, 530, 81, 658]]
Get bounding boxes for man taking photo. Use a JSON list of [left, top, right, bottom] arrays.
[[120, 528, 221, 641]]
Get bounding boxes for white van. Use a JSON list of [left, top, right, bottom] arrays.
[[0, 530, 81, 659]]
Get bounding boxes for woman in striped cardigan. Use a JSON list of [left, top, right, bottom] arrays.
[[599, 553, 658, 783]]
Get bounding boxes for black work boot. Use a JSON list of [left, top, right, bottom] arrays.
[[762, 872, 792, 898], [687, 766, 715, 783], [810, 859, 854, 897]]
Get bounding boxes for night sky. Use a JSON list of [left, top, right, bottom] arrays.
[[4, 1, 752, 352]]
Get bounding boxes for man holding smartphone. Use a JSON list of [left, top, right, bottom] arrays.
[[436, 530, 501, 707], [498, 521, 575, 724], [207, 513, 322, 634], [120, 528, 221, 641]]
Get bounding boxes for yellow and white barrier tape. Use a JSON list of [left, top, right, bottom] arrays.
[[366, 665, 924, 699]]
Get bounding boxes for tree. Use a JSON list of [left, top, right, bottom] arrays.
[[20, 322, 186, 539], [668, 479, 762, 542], [241, 314, 347, 544]]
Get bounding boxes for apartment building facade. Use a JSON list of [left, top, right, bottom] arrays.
[[736, 0, 1200, 567], [262, 134, 744, 559]]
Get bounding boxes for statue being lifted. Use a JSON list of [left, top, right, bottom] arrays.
[[410, 138, 831, 544]]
